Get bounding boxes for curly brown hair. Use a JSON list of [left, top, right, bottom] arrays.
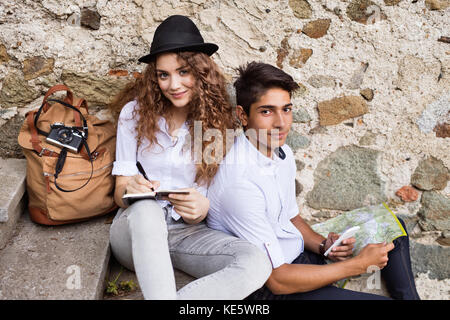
[[109, 52, 238, 186]]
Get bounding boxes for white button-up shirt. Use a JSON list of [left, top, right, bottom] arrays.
[[112, 100, 206, 220], [207, 133, 304, 268]]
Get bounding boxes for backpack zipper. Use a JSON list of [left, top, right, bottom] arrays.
[[43, 162, 113, 178]]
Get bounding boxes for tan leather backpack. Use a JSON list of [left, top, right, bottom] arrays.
[[18, 84, 117, 225]]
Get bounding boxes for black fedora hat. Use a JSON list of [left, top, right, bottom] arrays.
[[138, 15, 219, 63]]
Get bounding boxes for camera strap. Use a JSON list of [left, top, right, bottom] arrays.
[[53, 139, 94, 193], [34, 99, 89, 139], [34, 98, 94, 193]]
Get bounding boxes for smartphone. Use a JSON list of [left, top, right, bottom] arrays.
[[324, 226, 360, 257]]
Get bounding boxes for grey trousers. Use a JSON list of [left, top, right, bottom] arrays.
[[109, 200, 272, 300]]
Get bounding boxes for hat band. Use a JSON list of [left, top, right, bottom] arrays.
[[151, 31, 204, 51]]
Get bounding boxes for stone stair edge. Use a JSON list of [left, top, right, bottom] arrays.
[[0, 158, 27, 223]]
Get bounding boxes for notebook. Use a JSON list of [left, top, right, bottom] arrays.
[[122, 190, 189, 206]]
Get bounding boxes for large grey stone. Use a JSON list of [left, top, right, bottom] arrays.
[[411, 156, 449, 191], [293, 108, 312, 123], [306, 145, 387, 211], [0, 212, 112, 299], [417, 191, 450, 232], [285, 130, 310, 151], [410, 239, 450, 280]]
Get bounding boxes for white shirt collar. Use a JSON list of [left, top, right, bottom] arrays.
[[237, 133, 283, 169]]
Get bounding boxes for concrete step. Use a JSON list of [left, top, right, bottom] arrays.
[[0, 211, 113, 299], [103, 254, 196, 300], [103, 253, 391, 300], [0, 158, 27, 249]]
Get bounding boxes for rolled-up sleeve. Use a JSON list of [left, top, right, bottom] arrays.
[[219, 180, 287, 269], [112, 101, 139, 176]]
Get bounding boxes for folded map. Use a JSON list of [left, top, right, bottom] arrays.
[[311, 202, 407, 288]]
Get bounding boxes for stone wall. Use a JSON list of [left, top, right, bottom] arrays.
[[0, 0, 449, 298]]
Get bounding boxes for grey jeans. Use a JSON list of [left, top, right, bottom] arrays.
[[109, 199, 272, 300]]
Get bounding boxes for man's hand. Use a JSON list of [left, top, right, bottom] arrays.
[[163, 188, 209, 224], [325, 232, 356, 262], [354, 242, 395, 273]]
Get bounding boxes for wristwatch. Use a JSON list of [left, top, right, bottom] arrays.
[[319, 239, 327, 256]]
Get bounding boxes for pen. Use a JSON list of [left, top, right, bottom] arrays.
[[136, 161, 154, 191]]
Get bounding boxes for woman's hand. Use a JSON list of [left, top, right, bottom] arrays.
[[325, 232, 356, 262], [125, 175, 160, 194], [163, 188, 209, 224]]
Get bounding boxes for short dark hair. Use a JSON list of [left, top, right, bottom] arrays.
[[233, 62, 299, 115]]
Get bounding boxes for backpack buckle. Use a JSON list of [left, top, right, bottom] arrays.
[[39, 147, 53, 157]]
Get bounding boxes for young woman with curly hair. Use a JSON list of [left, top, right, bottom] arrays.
[[108, 15, 271, 300]]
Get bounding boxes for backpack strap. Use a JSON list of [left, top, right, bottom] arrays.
[[73, 98, 88, 128], [41, 84, 88, 128], [26, 111, 58, 157], [43, 99, 89, 137], [42, 84, 73, 112]]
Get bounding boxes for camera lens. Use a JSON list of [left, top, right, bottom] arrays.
[[56, 127, 73, 144]]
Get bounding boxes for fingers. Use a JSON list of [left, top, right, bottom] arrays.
[[163, 188, 196, 204], [327, 232, 339, 243], [328, 246, 354, 260], [166, 188, 194, 201], [361, 242, 393, 270], [127, 175, 157, 193], [384, 242, 395, 252], [170, 201, 196, 211], [126, 183, 151, 194], [134, 174, 150, 185], [151, 180, 160, 190], [327, 236, 356, 260], [172, 206, 203, 222], [341, 237, 356, 246], [378, 243, 394, 269]]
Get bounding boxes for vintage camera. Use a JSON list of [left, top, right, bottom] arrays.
[[46, 122, 84, 153]]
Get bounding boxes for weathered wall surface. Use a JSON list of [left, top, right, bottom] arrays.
[[0, 0, 449, 298]]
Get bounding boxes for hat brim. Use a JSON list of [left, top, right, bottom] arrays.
[[138, 43, 219, 63]]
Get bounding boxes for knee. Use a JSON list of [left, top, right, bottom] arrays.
[[233, 242, 272, 285], [126, 200, 167, 235]]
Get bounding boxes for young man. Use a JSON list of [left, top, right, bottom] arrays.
[[206, 62, 420, 300]]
